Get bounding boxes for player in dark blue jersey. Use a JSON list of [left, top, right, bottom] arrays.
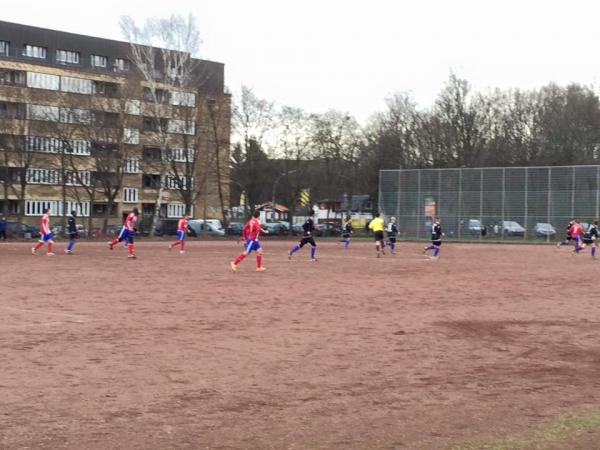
[[387, 216, 399, 254], [289, 210, 317, 261], [341, 215, 353, 249], [65, 210, 78, 254], [584, 221, 599, 258], [423, 217, 443, 259]]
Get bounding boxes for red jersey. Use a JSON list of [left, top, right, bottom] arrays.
[[124, 212, 137, 231], [177, 218, 189, 232], [40, 214, 50, 234], [570, 223, 584, 238], [242, 217, 266, 241]]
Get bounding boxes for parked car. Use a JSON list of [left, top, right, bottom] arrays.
[[315, 222, 341, 237], [188, 219, 225, 237], [292, 223, 304, 235], [466, 219, 486, 236], [502, 220, 526, 237], [53, 224, 88, 238], [226, 222, 243, 236], [6, 221, 39, 239], [261, 222, 287, 236], [534, 223, 556, 238]]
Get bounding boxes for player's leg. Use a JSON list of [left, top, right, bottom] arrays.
[[310, 238, 317, 261], [32, 238, 45, 253], [573, 236, 584, 253], [231, 240, 253, 270], [433, 241, 441, 257], [127, 233, 136, 258], [289, 238, 305, 259], [46, 234, 55, 255], [65, 233, 76, 253], [255, 243, 265, 271], [389, 238, 395, 254]]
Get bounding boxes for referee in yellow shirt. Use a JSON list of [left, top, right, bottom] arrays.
[[368, 213, 386, 257]]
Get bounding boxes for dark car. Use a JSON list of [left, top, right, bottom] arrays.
[[226, 222, 243, 236], [261, 222, 287, 236], [154, 219, 180, 236], [291, 223, 304, 235], [315, 222, 341, 237], [6, 221, 39, 239]]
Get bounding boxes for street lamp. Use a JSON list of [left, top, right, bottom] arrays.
[[271, 169, 297, 206]]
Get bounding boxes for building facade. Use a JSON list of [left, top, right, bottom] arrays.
[[0, 20, 230, 232]]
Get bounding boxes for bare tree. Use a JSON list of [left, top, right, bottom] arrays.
[[120, 13, 203, 229]]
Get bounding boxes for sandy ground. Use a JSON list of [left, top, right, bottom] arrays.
[[1, 238, 600, 449]]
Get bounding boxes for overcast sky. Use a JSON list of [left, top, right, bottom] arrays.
[[4, 0, 600, 123]]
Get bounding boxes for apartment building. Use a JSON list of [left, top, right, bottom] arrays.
[[0, 20, 230, 231]]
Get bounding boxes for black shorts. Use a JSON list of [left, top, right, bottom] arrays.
[[432, 240, 442, 247], [374, 231, 384, 241], [388, 236, 396, 243], [342, 232, 351, 239], [299, 236, 316, 247], [68, 232, 77, 240]]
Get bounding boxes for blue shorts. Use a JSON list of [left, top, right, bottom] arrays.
[[118, 227, 134, 244], [573, 235, 582, 244], [245, 239, 261, 253], [40, 232, 53, 242], [177, 230, 186, 241]]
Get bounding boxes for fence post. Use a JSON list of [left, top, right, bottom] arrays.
[[396, 170, 402, 224], [416, 170, 421, 239], [457, 168, 462, 240], [479, 169, 483, 241], [571, 166, 576, 219], [547, 167, 552, 243], [596, 166, 599, 221], [501, 168, 505, 241], [524, 167, 528, 241]]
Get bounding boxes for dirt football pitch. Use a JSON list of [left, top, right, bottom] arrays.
[[2, 239, 600, 449]]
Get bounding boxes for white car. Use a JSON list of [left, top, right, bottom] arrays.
[[188, 219, 225, 236]]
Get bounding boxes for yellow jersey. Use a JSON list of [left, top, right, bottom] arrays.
[[369, 217, 384, 232]]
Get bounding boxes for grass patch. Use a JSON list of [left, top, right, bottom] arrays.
[[452, 412, 600, 450]]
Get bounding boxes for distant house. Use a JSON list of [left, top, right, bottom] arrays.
[[256, 202, 290, 222], [313, 194, 373, 224]]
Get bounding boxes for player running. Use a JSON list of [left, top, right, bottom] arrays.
[[107, 208, 139, 259], [230, 211, 269, 272], [65, 210, 78, 254], [556, 219, 575, 247], [569, 218, 585, 254], [424, 217, 443, 259], [584, 221, 599, 258], [387, 216, 399, 254], [288, 210, 317, 261], [368, 213, 386, 257], [341, 215, 353, 249], [169, 214, 190, 254], [32, 207, 55, 256]]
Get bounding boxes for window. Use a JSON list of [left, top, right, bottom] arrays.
[[122, 187, 138, 203], [56, 49, 80, 64], [142, 174, 161, 188], [165, 175, 191, 190], [168, 119, 195, 135], [114, 58, 130, 71], [143, 87, 170, 103], [26, 72, 59, 90], [168, 148, 195, 162], [170, 90, 195, 107], [25, 136, 91, 155], [92, 111, 119, 127], [92, 80, 118, 97], [90, 55, 107, 68], [124, 159, 140, 174], [27, 104, 59, 122], [26, 168, 61, 185], [61, 76, 92, 94], [0, 70, 26, 85], [66, 201, 90, 217], [123, 128, 139, 144], [167, 203, 186, 218], [0, 41, 9, 56], [22, 45, 46, 59], [125, 99, 140, 115], [60, 107, 91, 124], [0, 200, 19, 215], [64, 171, 91, 186], [143, 147, 162, 161], [1, 102, 26, 119], [25, 200, 59, 216]]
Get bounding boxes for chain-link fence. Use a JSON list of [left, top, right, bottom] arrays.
[[379, 166, 600, 241]]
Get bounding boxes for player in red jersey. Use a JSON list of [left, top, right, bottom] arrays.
[[169, 214, 190, 254], [230, 211, 269, 272], [570, 218, 585, 254], [32, 207, 55, 256], [107, 208, 139, 258]]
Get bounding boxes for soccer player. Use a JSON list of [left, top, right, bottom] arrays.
[[387, 216, 399, 254], [108, 207, 139, 259], [288, 210, 317, 261], [424, 217, 443, 259], [368, 212, 386, 257], [569, 218, 585, 254], [556, 219, 575, 247], [230, 211, 268, 272], [65, 210, 78, 254], [32, 207, 54, 256], [341, 215, 353, 249], [169, 214, 190, 254], [585, 221, 599, 258]]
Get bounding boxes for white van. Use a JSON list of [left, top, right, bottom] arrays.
[[188, 219, 225, 236]]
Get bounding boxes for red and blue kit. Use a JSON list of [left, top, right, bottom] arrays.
[[242, 217, 265, 253], [177, 218, 189, 241], [40, 213, 53, 241], [108, 212, 138, 257], [570, 222, 584, 243]]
